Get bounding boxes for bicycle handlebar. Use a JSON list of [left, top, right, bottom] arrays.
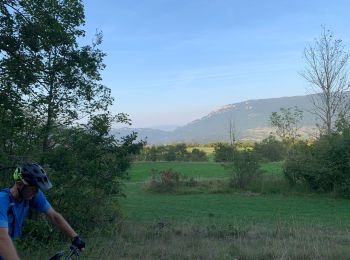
[[66, 245, 80, 259], [49, 245, 80, 260]]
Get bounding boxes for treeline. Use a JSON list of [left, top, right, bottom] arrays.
[[137, 144, 208, 162], [213, 125, 350, 196], [145, 125, 350, 197], [213, 135, 287, 163], [137, 141, 257, 162], [0, 0, 142, 248]]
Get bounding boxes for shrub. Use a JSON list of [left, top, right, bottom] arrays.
[[255, 135, 287, 162], [161, 143, 191, 162], [283, 141, 317, 187], [18, 114, 143, 248], [228, 150, 261, 189], [145, 169, 197, 193], [190, 148, 208, 162], [138, 144, 209, 162], [284, 129, 350, 195], [214, 143, 234, 162]]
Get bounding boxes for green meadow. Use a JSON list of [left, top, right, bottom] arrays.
[[122, 162, 350, 227], [127, 161, 229, 182], [100, 161, 350, 259], [25, 161, 350, 259]]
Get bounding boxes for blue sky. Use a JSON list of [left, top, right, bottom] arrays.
[[83, 0, 350, 129]]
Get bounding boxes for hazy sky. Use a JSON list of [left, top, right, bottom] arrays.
[[83, 0, 350, 129]]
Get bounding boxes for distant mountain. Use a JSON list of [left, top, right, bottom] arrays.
[[112, 94, 340, 144], [111, 127, 172, 144], [148, 124, 180, 131]]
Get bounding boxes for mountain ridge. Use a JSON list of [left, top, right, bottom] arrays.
[[112, 93, 341, 144]]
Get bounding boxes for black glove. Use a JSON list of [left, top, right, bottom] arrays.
[[72, 236, 85, 251]]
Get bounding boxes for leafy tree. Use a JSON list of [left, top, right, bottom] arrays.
[[144, 146, 159, 161], [0, 0, 145, 247], [24, 113, 143, 244], [0, 0, 112, 153], [301, 27, 350, 135], [164, 146, 177, 161], [174, 143, 190, 161], [270, 106, 303, 142], [163, 144, 190, 161], [190, 148, 208, 162]]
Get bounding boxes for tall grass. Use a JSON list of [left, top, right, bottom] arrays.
[[23, 221, 350, 259]]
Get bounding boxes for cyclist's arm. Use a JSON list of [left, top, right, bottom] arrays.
[[0, 227, 20, 260], [45, 208, 77, 239]]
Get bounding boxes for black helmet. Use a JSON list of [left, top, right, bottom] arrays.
[[13, 163, 52, 191]]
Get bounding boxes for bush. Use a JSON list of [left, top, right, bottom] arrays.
[[168, 144, 191, 161], [139, 144, 199, 162], [144, 146, 161, 161], [227, 150, 261, 189], [214, 143, 234, 162], [190, 148, 208, 162], [18, 114, 144, 248], [284, 129, 350, 195], [255, 135, 287, 162], [145, 169, 197, 193], [283, 141, 316, 187]]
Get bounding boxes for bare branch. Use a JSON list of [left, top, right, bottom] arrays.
[[301, 28, 350, 134]]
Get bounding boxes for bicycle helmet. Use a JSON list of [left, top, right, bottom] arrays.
[[13, 163, 52, 191]]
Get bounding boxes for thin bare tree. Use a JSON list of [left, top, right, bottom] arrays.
[[227, 114, 239, 162], [301, 27, 350, 135], [228, 117, 236, 147]]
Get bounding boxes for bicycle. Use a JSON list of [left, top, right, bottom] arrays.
[[49, 245, 80, 260]]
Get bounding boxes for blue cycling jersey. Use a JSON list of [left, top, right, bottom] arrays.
[[0, 188, 52, 240]]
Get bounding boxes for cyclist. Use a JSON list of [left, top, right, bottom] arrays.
[[0, 163, 85, 260]]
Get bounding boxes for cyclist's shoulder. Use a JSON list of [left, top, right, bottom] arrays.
[[34, 190, 46, 199], [32, 190, 49, 204], [0, 188, 11, 209], [0, 188, 10, 198]]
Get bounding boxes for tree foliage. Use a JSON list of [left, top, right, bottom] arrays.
[[228, 150, 261, 189], [270, 106, 303, 142], [139, 144, 208, 162], [255, 135, 287, 162], [214, 143, 234, 162], [0, 0, 144, 246], [0, 0, 112, 153], [284, 128, 350, 195]]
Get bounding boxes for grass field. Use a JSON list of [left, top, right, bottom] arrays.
[[98, 161, 350, 259], [24, 161, 350, 259], [122, 162, 350, 227], [128, 161, 229, 182]]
